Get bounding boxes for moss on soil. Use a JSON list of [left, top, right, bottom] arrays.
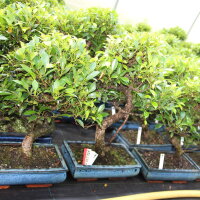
[[70, 143, 136, 165], [139, 150, 195, 170], [0, 144, 62, 169]]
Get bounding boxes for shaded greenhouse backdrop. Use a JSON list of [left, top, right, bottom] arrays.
[[65, 0, 200, 43]]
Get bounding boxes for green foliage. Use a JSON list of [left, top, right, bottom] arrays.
[[135, 22, 151, 32], [0, 0, 64, 9], [0, 3, 58, 55], [192, 43, 200, 57], [57, 7, 118, 56], [97, 32, 200, 145], [161, 26, 187, 41], [0, 32, 103, 126]]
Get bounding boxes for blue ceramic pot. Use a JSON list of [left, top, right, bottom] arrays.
[[131, 146, 199, 181], [61, 140, 141, 179], [0, 142, 68, 185]]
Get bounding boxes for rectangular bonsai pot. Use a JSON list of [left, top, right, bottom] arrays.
[[61, 140, 141, 179], [131, 146, 199, 181], [113, 130, 173, 151], [0, 132, 52, 144], [0, 142, 68, 185]]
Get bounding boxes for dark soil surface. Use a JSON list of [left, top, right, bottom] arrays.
[[120, 130, 167, 144], [139, 150, 196, 170], [0, 144, 62, 169], [70, 143, 136, 165], [187, 152, 200, 167]]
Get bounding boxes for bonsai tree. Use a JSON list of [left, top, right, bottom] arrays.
[[92, 32, 174, 149], [94, 32, 200, 154], [1, 32, 102, 157]]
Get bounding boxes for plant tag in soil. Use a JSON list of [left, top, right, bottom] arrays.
[[111, 106, 116, 115], [82, 148, 98, 165], [136, 127, 142, 144], [158, 153, 165, 169], [155, 120, 158, 124], [198, 126, 200, 130], [180, 137, 184, 146]]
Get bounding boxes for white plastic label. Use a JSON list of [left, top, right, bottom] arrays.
[[111, 106, 116, 115], [158, 153, 165, 169], [180, 137, 184, 146], [198, 126, 200, 131], [82, 148, 98, 165], [136, 127, 142, 145], [155, 120, 158, 124]]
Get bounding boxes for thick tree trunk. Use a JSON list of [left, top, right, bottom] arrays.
[[22, 133, 35, 157], [21, 120, 55, 158], [171, 136, 185, 156], [95, 85, 133, 153]]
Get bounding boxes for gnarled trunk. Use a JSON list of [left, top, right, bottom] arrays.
[[95, 85, 133, 155]]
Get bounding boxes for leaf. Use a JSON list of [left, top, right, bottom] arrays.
[[111, 59, 118, 72], [89, 62, 96, 71], [180, 111, 186, 119], [144, 111, 149, 118], [88, 92, 97, 98], [32, 80, 39, 91], [98, 104, 105, 113], [40, 50, 49, 67], [151, 102, 158, 109], [0, 35, 8, 40], [21, 64, 36, 79], [65, 88, 75, 94], [88, 82, 96, 93], [76, 119, 84, 127], [120, 77, 129, 85], [23, 110, 37, 115], [0, 91, 11, 95], [86, 71, 100, 80]]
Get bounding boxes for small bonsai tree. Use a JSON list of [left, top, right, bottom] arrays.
[[1, 32, 102, 157], [94, 32, 200, 155]]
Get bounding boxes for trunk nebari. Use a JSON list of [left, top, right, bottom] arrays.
[[21, 120, 55, 158]]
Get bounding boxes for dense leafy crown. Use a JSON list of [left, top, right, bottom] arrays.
[[0, 3, 57, 55], [0, 32, 104, 126], [97, 32, 200, 144], [57, 7, 118, 55]]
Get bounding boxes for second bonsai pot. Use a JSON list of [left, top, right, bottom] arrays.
[[61, 140, 141, 179], [131, 146, 199, 181]]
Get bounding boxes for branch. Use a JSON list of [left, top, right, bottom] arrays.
[[109, 114, 129, 143]]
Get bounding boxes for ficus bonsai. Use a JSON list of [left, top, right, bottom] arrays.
[[94, 32, 200, 155], [0, 32, 102, 157]]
